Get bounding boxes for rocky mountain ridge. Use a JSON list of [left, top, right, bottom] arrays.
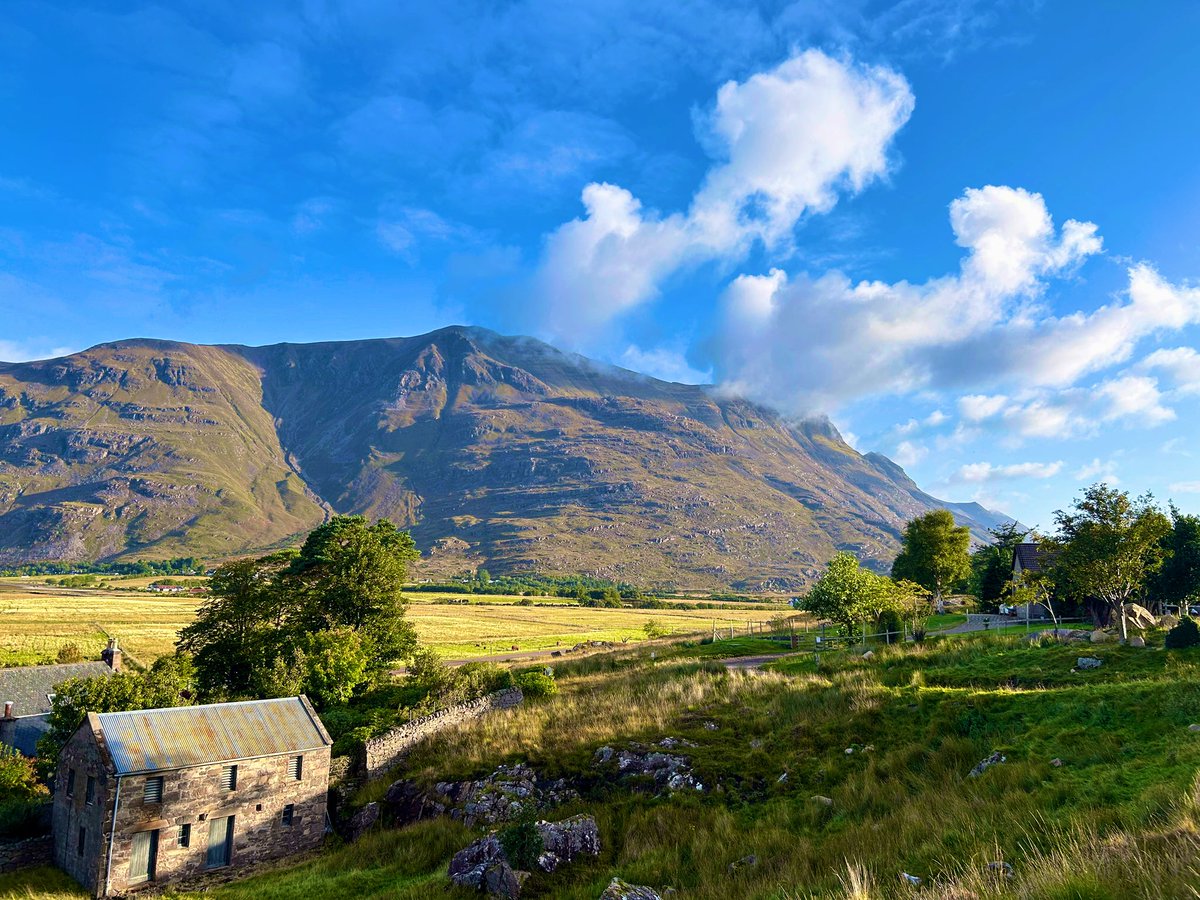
[[0, 326, 1009, 589]]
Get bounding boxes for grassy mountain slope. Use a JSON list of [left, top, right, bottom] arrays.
[[0, 328, 1007, 588]]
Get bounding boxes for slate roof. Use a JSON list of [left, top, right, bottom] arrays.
[[3, 714, 50, 756], [0, 661, 113, 716], [1013, 542, 1056, 575], [95, 697, 331, 775]]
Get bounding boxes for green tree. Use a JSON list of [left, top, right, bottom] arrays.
[[803, 552, 898, 636], [36, 655, 196, 778], [891, 510, 971, 608], [290, 516, 419, 666], [176, 552, 296, 699], [1151, 506, 1200, 609], [968, 522, 1029, 612], [1053, 484, 1171, 642], [297, 628, 372, 707]]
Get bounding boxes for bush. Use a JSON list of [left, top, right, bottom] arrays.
[[498, 821, 544, 870], [55, 643, 84, 664], [515, 671, 557, 698], [877, 609, 904, 644], [1165, 616, 1200, 649]]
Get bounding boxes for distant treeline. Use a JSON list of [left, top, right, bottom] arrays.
[[404, 571, 762, 606], [0, 557, 206, 577]]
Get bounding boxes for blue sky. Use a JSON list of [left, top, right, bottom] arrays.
[[4, 1, 1200, 531]]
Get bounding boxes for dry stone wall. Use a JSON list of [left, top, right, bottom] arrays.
[[0, 835, 52, 873], [364, 688, 523, 780]]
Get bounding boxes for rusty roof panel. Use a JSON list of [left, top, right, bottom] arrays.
[[96, 697, 330, 775]]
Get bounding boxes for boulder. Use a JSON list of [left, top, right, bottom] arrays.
[[449, 835, 506, 892], [345, 802, 379, 841], [483, 862, 527, 900], [599, 877, 663, 900], [1159, 614, 1180, 630], [987, 861, 1015, 880], [1130, 636, 1147, 648], [861, 650, 875, 660], [388, 763, 577, 828], [1124, 603, 1157, 631], [594, 743, 703, 793], [811, 795, 834, 806], [1188, 724, 1200, 733], [1050, 758, 1064, 767], [727, 854, 758, 875], [1026, 628, 1091, 644], [536, 814, 600, 862], [1090, 630, 1114, 643], [968, 751, 1006, 778], [1076, 657, 1103, 670]]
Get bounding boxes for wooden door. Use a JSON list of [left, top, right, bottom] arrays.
[[206, 816, 233, 868], [129, 829, 157, 883]]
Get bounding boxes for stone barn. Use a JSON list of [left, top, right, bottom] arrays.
[[51, 696, 331, 897]]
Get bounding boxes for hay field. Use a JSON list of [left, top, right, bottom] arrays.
[[0, 580, 777, 666]]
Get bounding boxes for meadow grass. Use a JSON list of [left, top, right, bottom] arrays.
[[7, 628, 1200, 898], [267, 633, 1200, 898]]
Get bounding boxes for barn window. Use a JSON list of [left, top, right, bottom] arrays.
[[77, 826, 86, 856], [220, 765, 238, 791], [281, 804, 294, 827], [144, 777, 164, 804], [287, 755, 303, 781], [66, 769, 76, 797], [179, 823, 191, 848], [85, 776, 96, 805]]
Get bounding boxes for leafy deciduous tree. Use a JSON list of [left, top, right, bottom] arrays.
[[1052, 484, 1171, 643], [891, 510, 971, 609]]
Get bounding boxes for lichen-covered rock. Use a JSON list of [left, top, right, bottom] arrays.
[[599, 877, 664, 899], [536, 814, 600, 862], [968, 751, 1006, 778], [388, 763, 577, 828], [593, 742, 704, 793], [1076, 657, 1103, 670], [449, 835, 505, 892]]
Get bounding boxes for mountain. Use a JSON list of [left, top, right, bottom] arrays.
[[0, 327, 1010, 589]]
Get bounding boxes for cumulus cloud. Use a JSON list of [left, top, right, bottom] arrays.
[[530, 49, 914, 340], [1171, 481, 1200, 494], [1141, 346, 1200, 394], [1075, 458, 1120, 484], [955, 460, 1064, 483], [715, 184, 1106, 412]]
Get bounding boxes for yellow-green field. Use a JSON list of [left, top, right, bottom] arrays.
[[0, 579, 784, 667]]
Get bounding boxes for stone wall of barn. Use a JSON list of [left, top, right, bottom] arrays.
[[101, 745, 331, 896], [51, 721, 111, 897], [363, 687, 524, 780]]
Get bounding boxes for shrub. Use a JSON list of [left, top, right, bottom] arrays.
[[876, 609, 904, 644], [498, 821, 543, 871], [55, 643, 84, 664], [515, 671, 557, 699], [1165, 616, 1200, 649]]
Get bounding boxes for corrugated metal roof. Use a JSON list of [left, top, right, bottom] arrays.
[[96, 697, 330, 775]]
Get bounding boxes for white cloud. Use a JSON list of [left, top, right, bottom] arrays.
[[530, 49, 914, 340], [893, 440, 927, 467], [0, 340, 77, 362], [1074, 458, 1119, 484], [1170, 481, 1200, 494], [1141, 346, 1200, 394], [715, 184, 1103, 413], [959, 393, 1008, 422], [619, 344, 712, 385], [956, 460, 1064, 483], [376, 208, 470, 259]]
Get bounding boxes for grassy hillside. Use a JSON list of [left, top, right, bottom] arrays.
[[0, 328, 1009, 590], [9, 631, 1198, 899]]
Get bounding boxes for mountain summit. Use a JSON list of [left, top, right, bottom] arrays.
[[0, 327, 1008, 589]]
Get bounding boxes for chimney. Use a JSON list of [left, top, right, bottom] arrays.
[[0, 703, 12, 746], [101, 638, 122, 672], [3, 701, 12, 719]]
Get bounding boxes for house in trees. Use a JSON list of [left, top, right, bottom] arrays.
[[1009, 542, 1055, 619], [51, 697, 331, 897], [0, 639, 122, 756]]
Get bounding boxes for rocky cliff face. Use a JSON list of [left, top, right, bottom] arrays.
[[0, 327, 1009, 589]]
